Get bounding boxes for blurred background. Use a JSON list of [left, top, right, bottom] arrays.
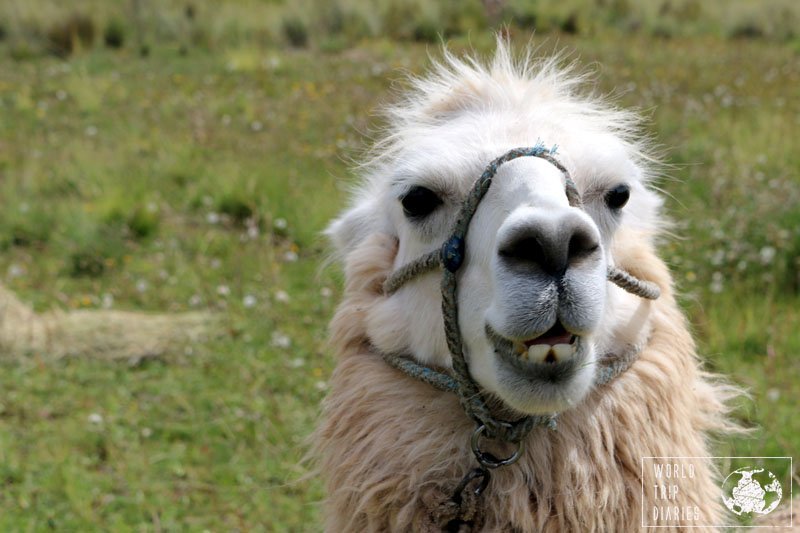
[[0, 0, 797, 529]]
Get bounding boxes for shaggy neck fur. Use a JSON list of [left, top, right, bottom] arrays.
[[314, 232, 738, 532]]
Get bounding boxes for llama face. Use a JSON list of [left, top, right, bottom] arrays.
[[328, 44, 661, 415], [459, 153, 606, 415]]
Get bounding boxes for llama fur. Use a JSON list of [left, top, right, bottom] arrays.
[[314, 41, 743, 531]]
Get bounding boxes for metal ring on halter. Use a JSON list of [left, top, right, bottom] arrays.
[[470, 424, 524, 469]]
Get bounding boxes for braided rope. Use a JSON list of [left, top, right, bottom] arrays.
[[379, 144, 660, 445], [381, 350, 459, 393], [607, 266, 661, 300], [383, 249, 441, 294], [594, 344, 642, 386]]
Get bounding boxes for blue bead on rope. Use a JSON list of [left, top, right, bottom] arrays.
[[441, 236, 465, 273]]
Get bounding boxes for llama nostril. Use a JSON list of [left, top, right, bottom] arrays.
[[500, 233, 569, 276], [568, 229, 600, 262], [499, 236, 547, 267], [499, 213, 599, 277]]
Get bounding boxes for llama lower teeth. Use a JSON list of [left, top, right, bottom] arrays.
[[525, 342, 577, 363], [553, 343, 576, 362], [527, 344, 551, 363]]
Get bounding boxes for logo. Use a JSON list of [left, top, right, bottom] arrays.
[[721, 467, 782, 517], [641, 456, 793, 528]]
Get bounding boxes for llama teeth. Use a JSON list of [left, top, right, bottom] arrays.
[[527, 344, 550, 363], [552, 343, 576, 362]]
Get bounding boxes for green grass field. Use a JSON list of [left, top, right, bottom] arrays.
[[0, 2, 798, 530]]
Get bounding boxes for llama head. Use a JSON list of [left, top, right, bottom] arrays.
[[327, 41, 663, 415]]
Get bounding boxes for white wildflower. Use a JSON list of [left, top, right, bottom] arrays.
[[275, 290, 290, 303], [710, 271, 724, 294], [766, 389, 780, 402], [242, 294, 257, 308], [88, 413, 103, 424], [271, 331, 291, 349], [759, 246, 776, 265], [7, 264, 25, 279]]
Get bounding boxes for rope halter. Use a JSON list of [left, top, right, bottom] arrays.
[[378, 144, 660, 470]]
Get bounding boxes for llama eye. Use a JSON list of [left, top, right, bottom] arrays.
[[605, 184, 630, 210], [401, 186, 442, 219]]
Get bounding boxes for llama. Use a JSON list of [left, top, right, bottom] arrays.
[[314, 41, 743, 531]]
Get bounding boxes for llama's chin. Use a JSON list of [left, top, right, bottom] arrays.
[[484, 325, 597, 415]]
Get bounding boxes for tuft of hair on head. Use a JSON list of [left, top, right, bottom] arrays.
[[365, 35, 654, 174]]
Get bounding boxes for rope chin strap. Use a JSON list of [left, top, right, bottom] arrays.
[[376, 145, 660, 522]]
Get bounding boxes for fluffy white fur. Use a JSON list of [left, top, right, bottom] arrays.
[[315, 40, 742, 531]]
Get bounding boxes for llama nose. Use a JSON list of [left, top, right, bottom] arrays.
[[498, 210, 600, 277]]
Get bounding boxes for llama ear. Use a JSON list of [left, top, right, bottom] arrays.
[[325, 197, 392, 260]]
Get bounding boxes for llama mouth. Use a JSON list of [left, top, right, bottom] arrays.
[[524, 320, 575, 347], [484, 321, 594, 414], [486, 322, 585, 372], [504, 321, 580, 364]]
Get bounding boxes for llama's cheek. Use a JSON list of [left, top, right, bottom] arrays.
[[594, 283, 654, 353], [364, 297, 413, 356], [366, 282, 451, 367]]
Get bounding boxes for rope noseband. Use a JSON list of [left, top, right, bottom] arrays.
[[376, 144, 661, 527]]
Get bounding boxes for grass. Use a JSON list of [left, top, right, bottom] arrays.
[[0, 5, 798, 531]]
